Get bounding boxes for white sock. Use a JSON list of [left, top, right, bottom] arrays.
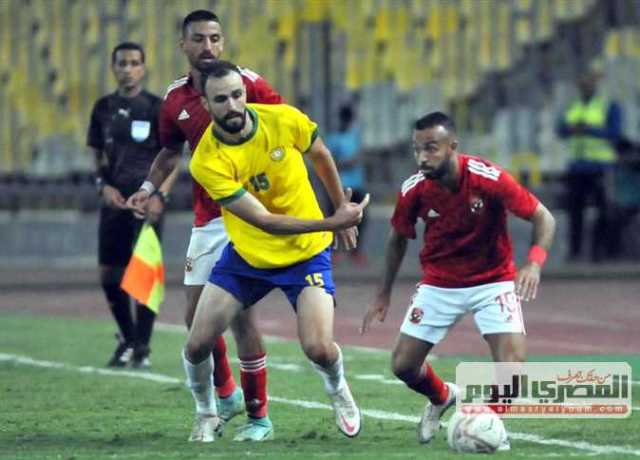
[[182, 349, 217, 416], [311, 343, 345, 394]]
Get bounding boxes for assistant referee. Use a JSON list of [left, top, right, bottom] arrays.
[[87, 42, 171, 368]]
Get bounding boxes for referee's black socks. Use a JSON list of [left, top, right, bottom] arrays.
[[135, 302, 156, 348], [102, 283, 136, 345]]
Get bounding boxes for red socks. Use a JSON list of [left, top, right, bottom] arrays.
[[240, 353, 268, 418], [406, 363, 449, 405], [210, 336, 268, 418], [212, 336, 236, 398]]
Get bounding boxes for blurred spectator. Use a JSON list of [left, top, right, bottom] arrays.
[[325, 104, 369, 265], [556, 65, 623, 262]]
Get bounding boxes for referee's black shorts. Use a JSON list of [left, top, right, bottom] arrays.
[[98, 207, 164, 267]]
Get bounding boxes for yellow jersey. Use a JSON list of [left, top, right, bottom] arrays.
[[190, 103, 332, 268]]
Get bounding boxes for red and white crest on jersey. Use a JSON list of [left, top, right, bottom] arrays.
[[391, 154, 539, 288], [409, 307, 424, 324], [159, 68, 283, 226], [469, 195, 484, 214]]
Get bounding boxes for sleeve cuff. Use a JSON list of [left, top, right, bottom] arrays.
[[217, 188, 247, 206], [304, 128, 320, 153], [390, 220, 416, 240]]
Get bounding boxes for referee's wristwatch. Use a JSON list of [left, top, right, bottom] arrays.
[[95, 177, 105, 196]]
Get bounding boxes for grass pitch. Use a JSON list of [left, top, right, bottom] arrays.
[[1, 313, 638, 459]]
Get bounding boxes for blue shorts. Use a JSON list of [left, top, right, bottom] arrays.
[[209, 244, 335, 310]]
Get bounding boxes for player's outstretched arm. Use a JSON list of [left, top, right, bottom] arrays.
[[516, 202, 556, 302], [225, 190, 369, 235], [361, 228, 408, 334], [146, 162, 180, 223], [307, 136, 361, 250], [126, 147, 181, 218]]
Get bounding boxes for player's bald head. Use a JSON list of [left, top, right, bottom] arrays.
[[414, 112, 456, 137], [412, 112, 458, 180]]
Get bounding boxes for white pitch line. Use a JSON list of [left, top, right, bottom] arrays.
[[510, 453, 600, 458], [2, 352, 639, 457], [355, 374, 404, 385], [1, 353, 181, 384], [233, 360, 303, 372], [153, 322, 422, 357]]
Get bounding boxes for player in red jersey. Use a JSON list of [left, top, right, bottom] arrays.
[[361, 112, 556, 449], [126, 10, 282, 442]]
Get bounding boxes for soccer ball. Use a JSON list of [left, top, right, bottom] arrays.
[[447, 409, 507, 454]]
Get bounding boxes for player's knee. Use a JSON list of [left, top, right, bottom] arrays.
[[185, 337, 210, 364], [504, 348, 526, 362], [302, 340, 332, 366], [391, 352, 419, 383], [495, 342, 526, 362]]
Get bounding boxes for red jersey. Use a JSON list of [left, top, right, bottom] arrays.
[[159, 67, 283, 226], [391, 154, 539, 288]]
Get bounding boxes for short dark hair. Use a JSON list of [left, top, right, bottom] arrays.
[[414, 111, 456, 133], [111, 42, 145, 64], [200, 60, 241, 94], [182, 10, 221, 36]]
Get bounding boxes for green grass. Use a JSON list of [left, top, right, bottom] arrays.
[[0, 313, 638, 459]]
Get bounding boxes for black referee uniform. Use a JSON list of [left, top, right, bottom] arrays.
[[87, 89, 163, 367]]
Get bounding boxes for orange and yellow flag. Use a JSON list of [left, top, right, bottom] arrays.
[[121, 223, 164, 313]]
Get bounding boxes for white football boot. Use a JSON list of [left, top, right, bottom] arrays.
[[188, 414, 222, 442], [418, 382, 459, 443], [328, 382, 361, 438]]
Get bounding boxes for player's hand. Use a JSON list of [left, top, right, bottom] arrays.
[[515, 262, 541, 302], [360, 291, 391, 335], [334, 226, 359, 251], [126, 189, 151, 219], [102, 185, 127, 210], [146, 193, 165, 223], [331, 188, 370, 231]]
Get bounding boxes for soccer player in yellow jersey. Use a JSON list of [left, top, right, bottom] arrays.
[[184, 60, 368, 440]]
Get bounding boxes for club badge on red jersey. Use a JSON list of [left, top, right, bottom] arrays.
[[469, 195, 485, 214], [409, 307, 424, 324]]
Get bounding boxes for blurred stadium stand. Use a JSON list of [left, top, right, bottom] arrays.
[[0, 0, 639, 211]]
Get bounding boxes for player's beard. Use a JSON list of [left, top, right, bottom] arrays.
[[193, 53, 218, 73], [194, 60, 215, 73], [214, 110, 247, 134], [420, 161, 447, 180]]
